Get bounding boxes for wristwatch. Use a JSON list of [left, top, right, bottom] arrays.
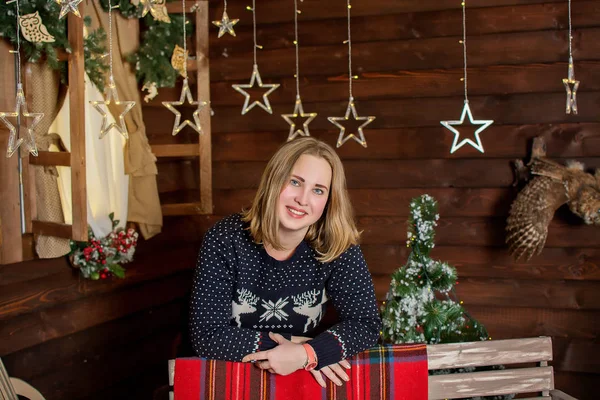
[[302, 343, 318, 371]]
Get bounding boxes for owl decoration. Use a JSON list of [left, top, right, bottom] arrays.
[[506, 137, 600, 260], [149, 0, 171, 23], [19, 12, 55, 43], [171, 44, 188, 78]]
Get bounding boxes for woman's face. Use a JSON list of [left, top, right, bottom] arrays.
[[278, 154, 332, 237]]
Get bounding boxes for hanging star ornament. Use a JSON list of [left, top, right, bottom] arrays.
[[57, 0, 83, 19], [89, 78, 136, 139], [281, 96, 317, 141], [327, 97, 375, 148], [232, 64, 280, 115], [563, 56, 580, 115], [440, 100, 493, 154], [162, 78, 207, 135], [212, 10, 239, 38], [0, 84, 43, 158], [139, 0, 155, 17]]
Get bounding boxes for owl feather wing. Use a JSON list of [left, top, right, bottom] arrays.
[[506, 176, 567, 261]]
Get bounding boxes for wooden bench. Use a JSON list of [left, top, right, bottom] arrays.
[[168, 336, 577, 399]]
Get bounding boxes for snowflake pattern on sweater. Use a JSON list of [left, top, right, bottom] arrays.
[[189, 214, 381, 369]]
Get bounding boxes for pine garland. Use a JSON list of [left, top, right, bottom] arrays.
[[0, 0, 108, 91]]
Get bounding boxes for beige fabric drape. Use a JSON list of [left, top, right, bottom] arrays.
[[88, 0, 163, 239], [27, 63, 71, 258]]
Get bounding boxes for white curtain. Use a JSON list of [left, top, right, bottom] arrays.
[[49, 74, 129, 239]]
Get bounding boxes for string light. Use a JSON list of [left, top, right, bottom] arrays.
[[440, 0, 493, 154], [89, 1, 136, 139], [281, 0, 317, 141], [327, 0, 375, 148], [212, 0, 239, 38], [0, 0, 43, 158], [162, 0, 207, 135], [232, 0, 279, 114], [563, 0, 579, 114]]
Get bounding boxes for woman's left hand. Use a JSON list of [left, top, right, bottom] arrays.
[[242, 332, 307, 375]]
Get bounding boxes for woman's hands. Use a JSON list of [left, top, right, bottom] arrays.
[[310, 360, 351, 388], [242, 332, 307, 375], [242, 332, 352, 388]]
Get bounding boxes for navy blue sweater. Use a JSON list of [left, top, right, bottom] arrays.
[[189, 214, 381, 369]]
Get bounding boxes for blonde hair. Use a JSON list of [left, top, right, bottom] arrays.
[[242, 137, 360, 262]]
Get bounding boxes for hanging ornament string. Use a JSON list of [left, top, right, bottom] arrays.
[[327, 0, 375, 148], [89, 0, 136, 139], [1, 0, 43, 158], [281, 0, 317, 141], [563, 0, 579, 114], [212, 0, 239, 38], [440, 0, 493, 154], [162, 0, 207, 135], [232, 0, 279, 115]]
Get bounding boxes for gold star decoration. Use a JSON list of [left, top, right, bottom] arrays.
[[139, 0, 154, 17], [563, 56, 580, 115], [440, 100, 493, 154], [89, 78, 135, 139], [281, 96, 317, 141], [327, 97, 375, 148], [162, 78, 207, 135], [232, 64, 280, 115], [57, 0, 83, 19], [212, 10, 239, 38], [0, 84, 43, 158]]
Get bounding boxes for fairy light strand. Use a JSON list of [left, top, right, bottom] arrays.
[[346, 0, 353, 99], [252, 0, 258, 65], [293, 0, 300, 97], [461, 1, 468, 102], [568, 0, 572, 60], [14, 0, 22, 85], [109, 0, 114, 80], [182, 0, 188, 78]]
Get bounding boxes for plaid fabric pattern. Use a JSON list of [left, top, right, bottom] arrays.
[[174, 344, 428, 400]]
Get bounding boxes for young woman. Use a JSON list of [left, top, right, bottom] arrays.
[[189, 137, 381, 387]]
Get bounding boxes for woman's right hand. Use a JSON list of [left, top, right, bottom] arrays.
[[309, 360, 351, 388], [290, 336, 311, 344]]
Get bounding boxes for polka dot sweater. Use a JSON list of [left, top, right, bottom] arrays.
[[189, 214, 381, 369]]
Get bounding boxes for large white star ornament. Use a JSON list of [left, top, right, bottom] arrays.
[[232, 64, 280, 115], [281, 96, 317, 141], [327, 97, 375, 148], [57, 0, 83, 19], [0, 84, 43, 158], [212, 10, 239, 38], [89, 78, 136, 139], [440, 100, 493, 154], [162, 78, 207, 135]]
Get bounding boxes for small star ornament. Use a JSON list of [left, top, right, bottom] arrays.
[[563, 56, 580, 115], [0, 84, 43, 158], [56, 0, 83, 19], [327, 97, 375, 148], [162, 78, 207, 135], [232, 64, 280, 115], [89, 77, 136, 139], [281, 96, 317, 141], [212, 10, 239, 38], [440, 100, 493, 154]]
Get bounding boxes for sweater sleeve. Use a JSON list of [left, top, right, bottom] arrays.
[[307, 245, 382, 369], [189, 227, 291, 361]]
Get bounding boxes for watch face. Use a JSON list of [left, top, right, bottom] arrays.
[[305, 361, 318, 371]]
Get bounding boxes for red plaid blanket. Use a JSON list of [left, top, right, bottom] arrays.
[[173, 344, 428, 400]]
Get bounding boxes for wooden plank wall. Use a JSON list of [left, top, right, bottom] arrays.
[[145, 0, 600, 398], [0, 1, 598, 399]]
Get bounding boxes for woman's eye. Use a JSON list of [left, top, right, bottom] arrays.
[[313, 188, 324, 195], [290, 179, 300, 186]]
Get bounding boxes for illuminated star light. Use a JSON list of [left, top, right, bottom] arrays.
[[57, 0, 83, 19], [440, 100, 493, 154], [0, 84, 43, 158], [281, 96, 317, 141], [232, 64, 280, 115], [162, 78, 207, 135], [327, 96, 375, 148], [563, 57, 580, 115], [212, 10, 239, 38], [89, 79, 136, 139], [139, 0, 155, 17]]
